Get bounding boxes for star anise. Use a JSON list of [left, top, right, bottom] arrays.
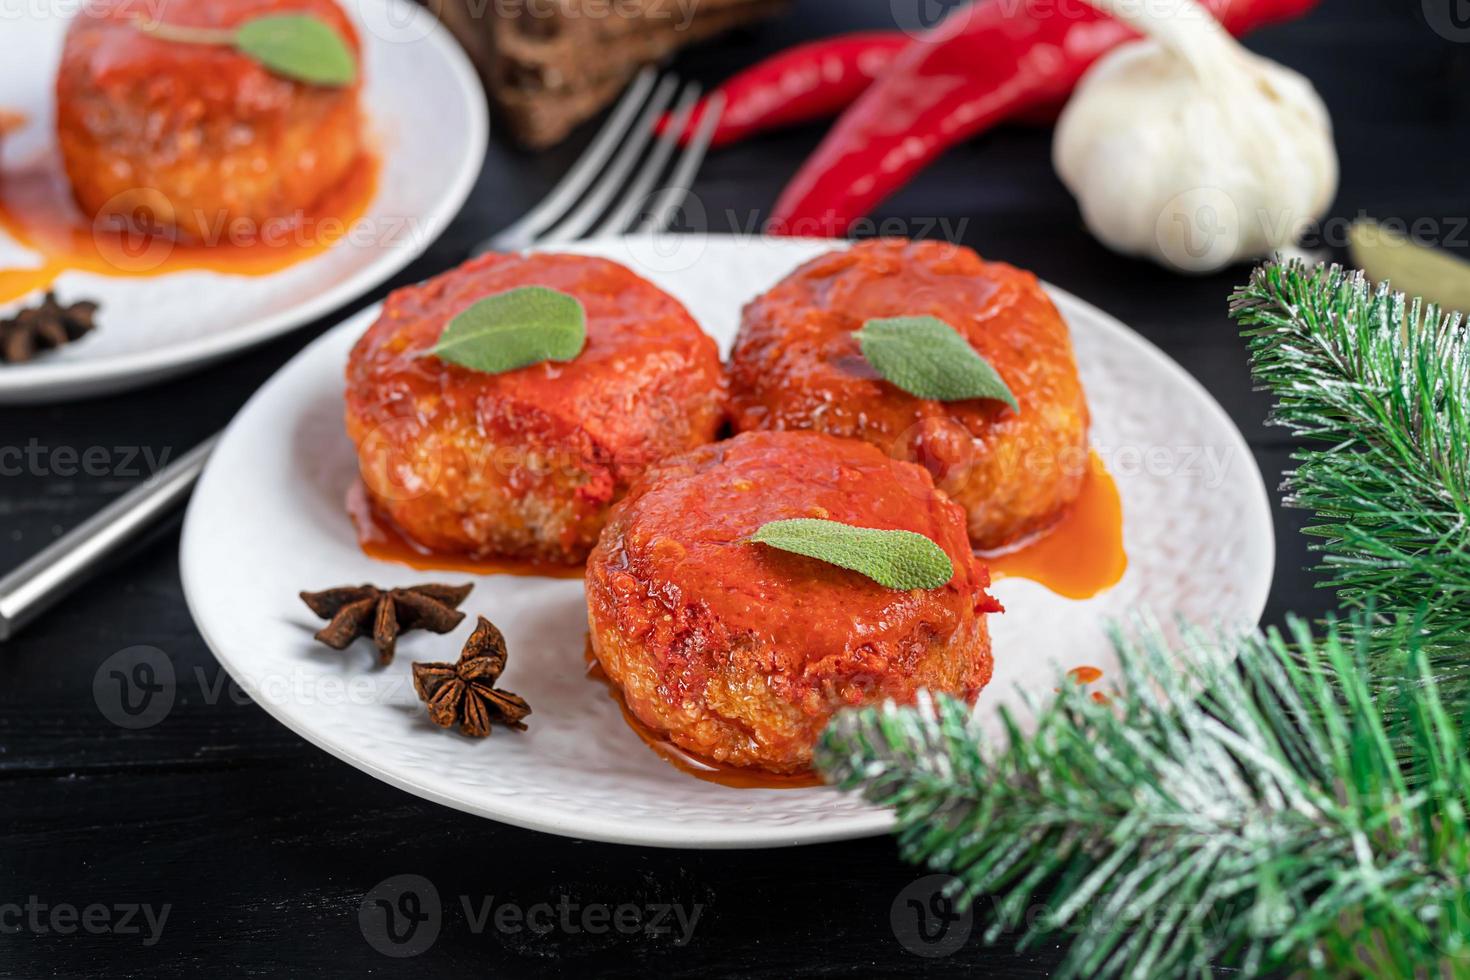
[[2, 292, 99, 364], [412, 616, 531, 737], [300, 582, 473, 665]]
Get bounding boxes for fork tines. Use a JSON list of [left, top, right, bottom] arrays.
[[483, 68, 725, 254]]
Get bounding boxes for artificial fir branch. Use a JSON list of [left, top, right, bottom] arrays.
[[1231, 261, 1470, 666], [816, 615, 1470, 979], [814, 261, 1470, 976]]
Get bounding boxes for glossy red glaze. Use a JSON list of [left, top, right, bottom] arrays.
[[729, 239, 1090, 550], [588, 431, 999, 705], [344, 252, 726, 562], [62, 0, 361, 115], [55, 0, 364, 242], [348, 252, 724, 488]]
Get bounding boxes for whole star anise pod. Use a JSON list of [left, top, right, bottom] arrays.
[[2, 292, 99, 364], [412, 616, 531, 737], [300, 583, 473, 665]]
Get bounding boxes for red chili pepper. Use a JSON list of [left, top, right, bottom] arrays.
[[659, 32, 910, 148], [768, 0, 1318, 237]]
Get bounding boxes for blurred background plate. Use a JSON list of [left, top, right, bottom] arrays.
[[179, 235, 1274, 848], [0, 0, 486, 403]]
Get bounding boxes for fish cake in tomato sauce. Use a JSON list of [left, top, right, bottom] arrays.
[[56, 0, 363, 241], [345, 252, 726, 564], [586, 430, 1000, 775], [728, 239, 1090, 550]]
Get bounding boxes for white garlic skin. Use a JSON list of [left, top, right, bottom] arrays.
[[1053, 39, 1338, 274]]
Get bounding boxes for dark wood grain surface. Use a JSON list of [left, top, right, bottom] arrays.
[[2, 0, 1465, 975]]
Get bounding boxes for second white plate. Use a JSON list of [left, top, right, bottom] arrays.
[[0, 0, 487, 403], [180, 235, 1274, 848]]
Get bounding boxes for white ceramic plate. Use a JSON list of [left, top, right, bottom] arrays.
[[0, 0, 486, 403], [180, 236, 1274, 849]]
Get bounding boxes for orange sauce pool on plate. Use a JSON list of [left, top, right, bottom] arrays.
[[584, 640, 824, 790], [1059, 666, 1109, 703], [347, 482, 585, 580], [1067, 665, 1103, 684], [0, 151, 379, 305], [981, 451, 1126, 599]]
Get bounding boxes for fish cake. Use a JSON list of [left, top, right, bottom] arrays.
[[345, 252, 726, 564], [728, 239, 1090, 549], [586, 430, 1000, 774]]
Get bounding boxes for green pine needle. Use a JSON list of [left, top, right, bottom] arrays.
[[816, 616, 1470, 979], [1231, 261, 1470, 677], [813, 259, 1470, 977]]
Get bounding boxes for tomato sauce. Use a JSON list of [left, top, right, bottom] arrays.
[[0, 151, 378, 305], [982, 451, 1126, 599], [347, 482, 584, 580]]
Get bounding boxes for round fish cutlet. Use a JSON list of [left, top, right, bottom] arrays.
[[728, 239, 1091, 550], [586, 430, 1001, 775], [56, 0, 363, 242], [345, 252, 727, 565]]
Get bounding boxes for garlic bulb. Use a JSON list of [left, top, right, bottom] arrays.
[[1053, 0, 1337, 273]]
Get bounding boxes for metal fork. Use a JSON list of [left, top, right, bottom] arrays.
[[0, 71, 724, 641], [481, 68, 722, 251]]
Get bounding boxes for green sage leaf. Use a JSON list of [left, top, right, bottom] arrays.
[[854, 315, 1019, 411], [749, 518, 953, 590], [427, 286, 587, 374], [235, 14, 357, 87]]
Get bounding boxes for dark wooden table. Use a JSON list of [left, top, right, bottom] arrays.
[[2, 0, 1464, 975]]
